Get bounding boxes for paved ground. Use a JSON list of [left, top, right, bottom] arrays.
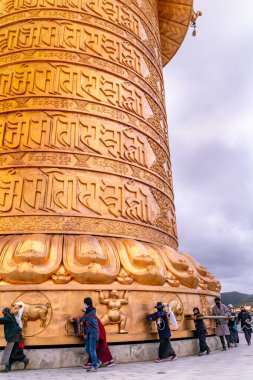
[[1, 336, 252, 380]]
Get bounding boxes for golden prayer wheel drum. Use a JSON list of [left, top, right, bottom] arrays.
[[0, 0, 220, 346]]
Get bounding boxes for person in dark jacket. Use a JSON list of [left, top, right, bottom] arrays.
[[80, 297, 100, 372], [146, 302, 177, 363], [0, 307, 29, 372], [192, 307, 210, 356], [237, 306, 252, 345]]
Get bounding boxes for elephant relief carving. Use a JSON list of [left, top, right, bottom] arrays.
[[97, 290, 128, 334], [11, 301, 50, 328], [200, 294, 212, 328], [169, 299, 184, 326]]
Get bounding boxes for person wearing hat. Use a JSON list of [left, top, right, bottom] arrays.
[[212, 297, 231, 350], [146, 302, 177, 363], [227, 304, 239, 347], [237, 306, 252, 345], [0, 307, 29, 372]]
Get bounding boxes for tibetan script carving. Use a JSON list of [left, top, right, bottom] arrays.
[[0, 112, 156, 168], [0, 22, 149, 77], [0, 0, 180, 247], [0, 63, 153, 119], [0, 0, 147, 39], [0, 168, 157, 225]]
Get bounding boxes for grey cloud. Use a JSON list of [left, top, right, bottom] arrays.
[[163, 0, 253, 292]]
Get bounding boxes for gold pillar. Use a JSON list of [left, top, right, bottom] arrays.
[[0, 0, 220, 345], [0, 0, 177, 248]]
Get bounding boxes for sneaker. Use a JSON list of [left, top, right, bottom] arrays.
[[97, 360, 103, 368], [221, 347, 226, 351], [87, 366, 98, 372], [168, 355, 177, 361], [155, 358, 163, 363], [82, 362, 92, 369], [198, 352, 204, 356], [206, 348, 210, 355], [105, 360, 115, 367]]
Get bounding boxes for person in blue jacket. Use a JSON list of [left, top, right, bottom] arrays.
[[146, 302, 177, 363], [80, 297, 100, 372]]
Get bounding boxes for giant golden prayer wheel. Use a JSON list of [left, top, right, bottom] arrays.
[[0, 0, 220, 346]]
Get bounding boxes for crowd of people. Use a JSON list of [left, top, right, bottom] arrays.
[[211, 297, 252, 350], [146, 297, 252, 361], [0, 296, 252, 372]]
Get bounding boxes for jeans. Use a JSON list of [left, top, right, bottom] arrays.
[[198, 329, 209, 352], [85, 336, 98, 367]]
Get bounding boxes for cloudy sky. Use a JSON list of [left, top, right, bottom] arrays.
[[164, 0, 253, 293]]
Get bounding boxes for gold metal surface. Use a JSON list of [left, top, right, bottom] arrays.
[[0, 0, 219, 347], [0, 0, 192, 244], [158, 0, 193, 65], [0, 235, 221, 291], [0, 287, 217, 346]]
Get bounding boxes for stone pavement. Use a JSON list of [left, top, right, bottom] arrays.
[[1, 336, 252, 380]]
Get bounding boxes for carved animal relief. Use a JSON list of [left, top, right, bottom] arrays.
[[11, 292, 52, 336]]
